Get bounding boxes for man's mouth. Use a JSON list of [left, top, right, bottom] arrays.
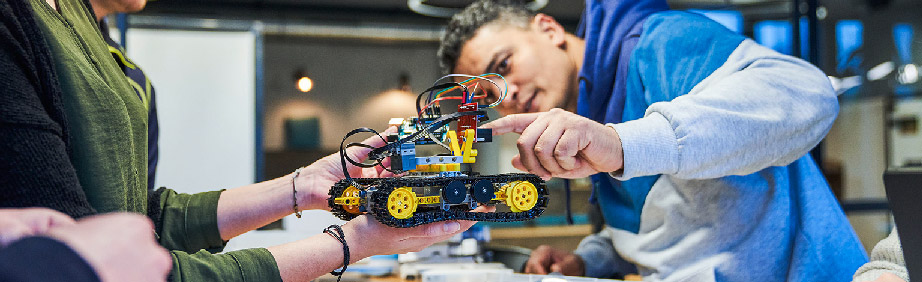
[[523, 91, 537, 112]]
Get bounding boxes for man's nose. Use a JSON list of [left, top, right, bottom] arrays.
[[506, 83, 520, 101]]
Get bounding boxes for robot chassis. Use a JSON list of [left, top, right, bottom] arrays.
[[328, 78, 548, 228]]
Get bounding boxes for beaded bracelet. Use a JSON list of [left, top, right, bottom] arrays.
[[292, 168, 303, 218], [324, 224, 350, 282]]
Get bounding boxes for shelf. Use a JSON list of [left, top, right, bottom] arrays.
[[490, 224, 592, 240]]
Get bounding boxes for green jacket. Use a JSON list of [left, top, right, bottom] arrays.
[[27, 0, 281, 280]]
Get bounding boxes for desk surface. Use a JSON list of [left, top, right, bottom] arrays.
[[318, 273, 642, 281]]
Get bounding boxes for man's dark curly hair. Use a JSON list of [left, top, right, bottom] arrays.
[[437, 0, 537, 74]]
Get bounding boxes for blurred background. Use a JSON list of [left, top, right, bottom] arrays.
[[110, 0, 922, 257]]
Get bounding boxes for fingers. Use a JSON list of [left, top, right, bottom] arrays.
[[418, 221, 462, 238], [524, 245, 555, 274], [346, 126, 395, 163], [481, 113, 541, 135], [554, 129, 582, 171], [511, 155, 525, 172], [534, 121, 566, 176], [0, 223, 33, 247], [516, 116, 551, 179], [470, 205, 497, 213], [551, 254, 585, 276]]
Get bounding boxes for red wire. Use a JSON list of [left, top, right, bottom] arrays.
[[418, 94, 487, 116]]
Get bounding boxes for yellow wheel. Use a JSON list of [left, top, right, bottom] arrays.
[[505, 181, 538, 212], [387, 187, 417, 219], [341, 186, 362, 215]]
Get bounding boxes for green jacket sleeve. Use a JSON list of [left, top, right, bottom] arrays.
[[152, 188, 283, 282], [155, 188, 226, 252], [170, 248, 282, 282]]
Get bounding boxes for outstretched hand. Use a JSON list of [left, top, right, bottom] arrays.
[[295, 126, 398, 211], [482, 108, 624, 180], [344, 205, 495, 257]]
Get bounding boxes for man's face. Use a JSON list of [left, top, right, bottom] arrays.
[[93, 0, 147, 16], [452, 21, 578, 116], [113, 0, 146, 13]]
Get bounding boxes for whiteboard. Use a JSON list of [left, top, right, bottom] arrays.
[[127, 29, 256, 194]]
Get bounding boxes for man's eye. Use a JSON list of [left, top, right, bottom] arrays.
[[496, 58, 509, 74]]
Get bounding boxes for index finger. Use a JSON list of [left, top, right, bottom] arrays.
[[481, 113, 541, 135]]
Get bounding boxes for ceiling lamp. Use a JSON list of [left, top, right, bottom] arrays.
[[294, 69, 313, 93], [408, 0, 548, 18]]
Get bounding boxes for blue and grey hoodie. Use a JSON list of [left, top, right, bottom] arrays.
[[571, 1, 868, 281]]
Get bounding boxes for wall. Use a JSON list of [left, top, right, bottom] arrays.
[[825, 97, 892, 252], [262, 36, 443, 152], [126, 29, 256, 194]]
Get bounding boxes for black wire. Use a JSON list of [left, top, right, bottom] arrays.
[[340, 127, 388, 187], [324, 224, 350, 282], [564, 179, 574, 225], [368, 110, 486, 159]]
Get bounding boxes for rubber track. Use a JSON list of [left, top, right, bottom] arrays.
[[328, 173, 548, 228]]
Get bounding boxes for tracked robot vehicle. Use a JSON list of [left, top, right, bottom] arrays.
[[328, 74, 548, 228]]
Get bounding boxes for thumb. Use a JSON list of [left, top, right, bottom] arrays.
[[416, 221, 462, 238]]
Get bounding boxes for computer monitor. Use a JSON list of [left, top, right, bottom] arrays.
[[883, 168, 922, 280]]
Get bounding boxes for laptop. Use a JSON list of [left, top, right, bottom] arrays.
[[883, 168, 922, 280]]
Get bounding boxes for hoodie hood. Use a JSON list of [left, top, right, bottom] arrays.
[[576, 0, 669, 124]]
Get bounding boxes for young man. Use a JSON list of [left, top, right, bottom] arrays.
[[439, 0, 868, 281]]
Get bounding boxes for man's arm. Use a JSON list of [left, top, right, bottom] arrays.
[[613, 13, 837, 180], [572, 231, 618, 278]]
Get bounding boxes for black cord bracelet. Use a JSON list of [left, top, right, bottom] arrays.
[[323, 224, 350, 282]]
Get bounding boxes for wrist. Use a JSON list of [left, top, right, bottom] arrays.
[[599, 123, 624, 172], [574, 255, 586, 276], [340, 220, 371, 262], [293, 168, 330, 211]]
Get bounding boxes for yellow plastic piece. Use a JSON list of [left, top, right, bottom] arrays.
[[334, 186, 362, 215], [493, 190, 507, 201], [417, 195, 441, 205], [447, 130, 462, 156], [461, 129, 477, 163], [387, 187, 417, 219], [504, 181, 538, 212], [414, 164, 431, 172]]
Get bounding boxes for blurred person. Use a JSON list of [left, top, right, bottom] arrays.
[[438, 0, 866, 281], [853, 228, 909, 282], [0, 208, 171, 282], [90, 0, 160, 192]]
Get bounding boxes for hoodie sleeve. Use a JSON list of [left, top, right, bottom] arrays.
[[573, 227, 637, 278], [610, 12, 838, 180], [853, 228, 909, 282]]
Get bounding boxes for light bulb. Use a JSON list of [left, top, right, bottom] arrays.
[[297, 76, 313, 92]]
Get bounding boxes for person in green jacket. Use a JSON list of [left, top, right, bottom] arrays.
[[0, 0, 488, 281]]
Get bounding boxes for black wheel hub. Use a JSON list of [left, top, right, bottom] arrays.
[[471, 179, 494, 203], [442, 180, 467, 204]]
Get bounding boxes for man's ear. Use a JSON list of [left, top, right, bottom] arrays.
[[531, 13, 567, 48]]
